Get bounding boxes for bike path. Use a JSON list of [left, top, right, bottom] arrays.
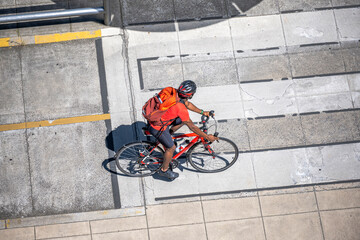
[[110, 6, 360, 207]]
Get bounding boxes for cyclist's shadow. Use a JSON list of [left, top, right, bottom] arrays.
[[102, 121, 193, 180]]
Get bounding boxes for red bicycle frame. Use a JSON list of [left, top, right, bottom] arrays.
[[141, 131, 210, 165]]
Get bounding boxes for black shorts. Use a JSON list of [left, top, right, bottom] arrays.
[[148, 117, 183, 149]]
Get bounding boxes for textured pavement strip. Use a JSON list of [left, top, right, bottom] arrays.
[[0, 184, 359, 240]]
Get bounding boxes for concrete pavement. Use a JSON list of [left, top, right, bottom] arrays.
[[0, 182, 359, 240], [0, 1, 360, 238]]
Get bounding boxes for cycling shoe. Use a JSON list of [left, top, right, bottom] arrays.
[[158, 168, 179, 180]]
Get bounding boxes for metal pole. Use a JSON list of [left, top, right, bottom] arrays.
[[0, 8, 105, 24], [104, 0, 111, 26]]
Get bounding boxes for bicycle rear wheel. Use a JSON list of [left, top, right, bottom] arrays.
[[187, 137, 239, 173], [115, 141, 164, 177]]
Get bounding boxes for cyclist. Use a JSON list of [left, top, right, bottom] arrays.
[[148, 80, 218, 180]]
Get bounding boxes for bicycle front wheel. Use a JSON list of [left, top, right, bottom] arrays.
[[115, 141, 164, 177], [187, 137, 239, 173]]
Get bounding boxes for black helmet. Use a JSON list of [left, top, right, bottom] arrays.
[[178, 80, 197, 99]]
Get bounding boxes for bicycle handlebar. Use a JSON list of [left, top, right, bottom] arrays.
[[200, 110, 219, 137]]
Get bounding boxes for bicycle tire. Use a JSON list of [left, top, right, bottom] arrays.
[[115, 141, 164, 177], [187, 137, 239, 173]]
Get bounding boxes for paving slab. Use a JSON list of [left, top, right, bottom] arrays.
[[241, 80, 297, 117], [227, 0, 279, 16], [247, 116, 304, 150], [121, 0, 174, 25], [332, 0, 360, 7], [252, 144, 360, 186], [0, 130, 32, 218], [0, 0, 15, 7], [297, 93, 353, 113], [349, 74, 360, 91], [21, 39, 103, 122], [35, 221, 90, 240], [335, 8, 360, 41], [294, 75, 350, 96], [0, 47, 24, 125], [321, 209, 360, 240], [146, 202, 203, 228], [215, 119, 249, 150], [342, 48, 360, 72], [282, 10, 338, 46], [174, 0, 226, 20], [294, 75, 353, 112], [229, 15, 285, 51], [137, 56, 183, 91], [206, 218, 265, 240], [352, 92, 360, 107], [0, 227, 35, 240], [178, 19, 232, 54], [236, 55, 291, 82], [202, 197, 260, 222], [243, 97, 298, 117], [304, 143, 360, 182], [185, 84, 244, 120], [301, 111, 360, 144], [127, 23, 179, 58], [90, 215, 147, 234], [263, 212, 323, 240], [92, 229, 148, 240], [252, 148, 308, 187], [316, 188, 360, 210], [241, 80, 295, 101], [197, 152, 256, 193], [279, 0, 332, 12], [182, 56, 238, 87], [259, 192, 317, 216], [27, 122, 113, 216], [143, 166, 201, 205], [289, 50, 345, 77], [149, 224, 207, 240]]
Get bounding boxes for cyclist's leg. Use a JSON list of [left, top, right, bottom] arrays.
[[169, 117, 184, 134], [148, 126, 176, 171]]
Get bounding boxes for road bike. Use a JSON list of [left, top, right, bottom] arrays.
[[115, 111, 239, 177]]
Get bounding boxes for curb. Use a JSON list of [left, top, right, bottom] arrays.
[[1, 207, 145, 229]]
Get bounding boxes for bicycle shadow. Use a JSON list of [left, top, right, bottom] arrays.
[[102, 121, 198, 180]]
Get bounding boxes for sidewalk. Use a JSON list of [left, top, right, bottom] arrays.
[[1, 182, 359, 240]]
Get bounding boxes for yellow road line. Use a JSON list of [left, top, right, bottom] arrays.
[[35, 30, 101, 44], [0, 30, 102, 48], [0, 38, 10, 47], [0, 114, 110, 132]]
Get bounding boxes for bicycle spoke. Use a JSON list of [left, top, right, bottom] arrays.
[[115, 142, 164, 177], [188, 137, 239, 173]]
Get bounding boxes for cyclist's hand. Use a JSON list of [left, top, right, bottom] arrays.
[[203, 111, 214, 117], [206, 134, 219, 142]]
